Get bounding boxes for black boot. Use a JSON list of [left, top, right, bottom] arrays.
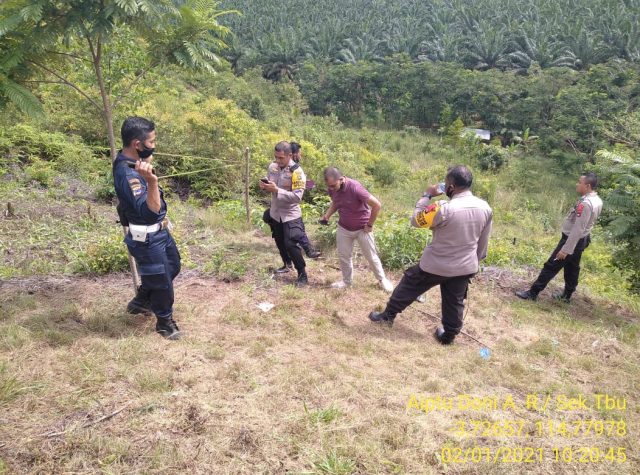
[[552, 291, 571, 303], [434, 327, 455, 345], [275, 263, 293, 274], [295, 272, 308, 287], [515, 289, 538, 301], [306, 248, 322, 259], [369, 310, 395, 327], [156, 316, 181, 340], [127, 289, 153, 315]]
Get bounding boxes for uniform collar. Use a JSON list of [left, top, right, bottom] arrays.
[[115, 151, 128, 162], [279, 159, 295, 170], [115, 151, 137, 165], [451, 190, 473, 200]]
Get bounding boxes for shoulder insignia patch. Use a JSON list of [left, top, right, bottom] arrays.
[[415, 203, 440, 228], [576, 202, 584, 217], [128, 178, 144, 197], [291, 170, 305, 191]]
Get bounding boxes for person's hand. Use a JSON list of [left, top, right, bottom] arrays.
[[136, 160, 156, 183], [259, 180, 278, 193], [318, 216, 329, 225], [555, 251, 569, 260], [426, 184, 442, 197], [363, 223, 373, 233]]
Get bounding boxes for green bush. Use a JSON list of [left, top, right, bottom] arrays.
[[0, 124, 105, 186], [594, 148, 640, 293], [24, 158, 56, 186], [195, 200, 255, 234], [314, 213, 427, 270], [73, 230, 129, 275], [94, 172, 116, 202], [375, 216, 429, 269], [475, 143, 509, 171], [472, 178, 497, 204], [366, 156, 401, 186]]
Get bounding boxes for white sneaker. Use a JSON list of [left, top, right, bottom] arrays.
[[380, 278, 394, 293], [331, 281, 350, 289], [416, 293, 426, 303]]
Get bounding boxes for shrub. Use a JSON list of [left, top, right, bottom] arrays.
[[73, 230, 129, 274], [475, 143, 509, 171], [24, 158, 56, 186], [366, 156, 400, 187], [472, 178, 497, 204], [374, 216, 428, 269], [0, 124, 105, 186]]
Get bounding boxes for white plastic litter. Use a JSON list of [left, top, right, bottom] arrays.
[[257, 302, 274, 312]]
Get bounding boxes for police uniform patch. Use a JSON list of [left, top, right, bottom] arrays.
[[128, 178, 144, 197], [576, 202, 584, 217], [291, 170, 305, 190], [415, 203, 440, 228]]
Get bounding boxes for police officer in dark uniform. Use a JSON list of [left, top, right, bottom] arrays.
[[290, 141, 321, 260], [113, 117, 181, 340], [260, 141, 309, 286], [516, 173, 603, 303]]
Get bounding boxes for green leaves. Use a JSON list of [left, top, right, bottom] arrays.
[[0, 76, 42, 117], [217, 0, 640, 76], [18, 1, 44, 22], [114, 0, 140, 16], [595, 146, 640, 292]]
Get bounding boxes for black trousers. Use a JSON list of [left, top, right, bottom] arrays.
[[384, 264, 473, 336], [272, 217, 306, 274], [530, 233, 590, 296], [298, 222, 312, 253], [126, 229, 181, 319]]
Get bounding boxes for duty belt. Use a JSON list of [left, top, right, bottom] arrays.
[[129, 218, 172, 242]]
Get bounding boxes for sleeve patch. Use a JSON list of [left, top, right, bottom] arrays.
[[576, 202, 584, 217], [415, 203, 440, 228], [291, 170, 305, 191], [128, 178, 144, 197]]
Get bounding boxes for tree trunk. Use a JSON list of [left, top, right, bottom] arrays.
[[91, 36, 117, 160], [89, 33, 138, 294]]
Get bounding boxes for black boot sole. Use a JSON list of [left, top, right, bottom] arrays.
[[127, 302, 154, 315], [369, 313, 394, 327], [156, 328, 181, 340]]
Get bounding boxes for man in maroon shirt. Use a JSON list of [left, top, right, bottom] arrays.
[[320, 167, 394, 292]]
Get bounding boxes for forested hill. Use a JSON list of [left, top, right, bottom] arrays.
[[220, 0, 640, 75]]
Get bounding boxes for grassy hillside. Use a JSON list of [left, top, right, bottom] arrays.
[[1, 117, 639, 472], [0, 18, 638, 471], [1, 192, 639, 473]]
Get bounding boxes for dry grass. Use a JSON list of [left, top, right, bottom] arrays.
[[1, 245, 638, 474], [1, 184, 639, 474]]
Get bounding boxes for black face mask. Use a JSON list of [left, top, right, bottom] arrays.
[[446, 185, 454, 199], [137, 143, 155, 159]]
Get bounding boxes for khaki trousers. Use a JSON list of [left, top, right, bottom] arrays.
[[336, 224, 386, 284]]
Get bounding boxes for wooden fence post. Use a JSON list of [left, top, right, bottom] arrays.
[[244, 147, 250, 224]]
